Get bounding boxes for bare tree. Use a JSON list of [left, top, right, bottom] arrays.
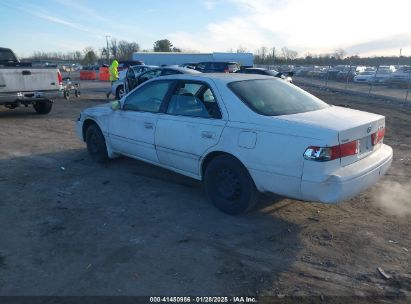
[[117, 40, 140, 60], [109, 39, 118, 59], [281, 47, 298, 61], [236, 46, 248, 53], [333, 48, 347, 60]]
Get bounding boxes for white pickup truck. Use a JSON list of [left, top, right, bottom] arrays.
[[0, 47, 62, 114]]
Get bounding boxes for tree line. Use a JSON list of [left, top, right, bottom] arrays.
[[23, 39, 410, 67]]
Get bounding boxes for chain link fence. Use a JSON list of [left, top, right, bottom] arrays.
[[258, 62, 411, 104]]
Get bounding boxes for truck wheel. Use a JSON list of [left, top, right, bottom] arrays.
[[33, 100, 53, 114], [204, 155, 259, 214], [86, 124, 108, 163], [75, 90, 80, 98], [116, 85, 125, 99]]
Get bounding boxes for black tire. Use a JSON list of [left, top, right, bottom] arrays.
[[85, 124, 108, 163], [204, 155, 259, 214], [75, 90, 80, 98], [33, 100, 53, 114], [115, 85, 125, 100], [64, 90, 70, 100]]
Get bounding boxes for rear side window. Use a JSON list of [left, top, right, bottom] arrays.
[[196, 63, 206, 70], [166, 81, 221, 119], [228, 79, 329, 116], [162, 69, 181, 76]]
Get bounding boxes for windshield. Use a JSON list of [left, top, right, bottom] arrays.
[[229, 79, 329, 116]]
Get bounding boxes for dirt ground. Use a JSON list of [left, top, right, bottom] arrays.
[[0, 80, 410, 300]]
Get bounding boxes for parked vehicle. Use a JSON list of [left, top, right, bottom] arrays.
[[132, 52, 253, 67], [294, 66, 313, 76], [0, 47, 62, 114], [195, 62, 240, 73], [369, 69, 393, 84], [179, 62, 198, 69], [124, 66, 200, 93], [326, 65, 352, 79], [336, 69, 358, 82], [237, 67, 293, 83], [111, 65, 158, 99], [353, 71, 376, 84], [118, 60, 144, 71], [76, 74, 392, 214], [387, 66, 411, 88]]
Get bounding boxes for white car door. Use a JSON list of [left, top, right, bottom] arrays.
[[109, 80, 174, 163], [155, 80, 227, 176]]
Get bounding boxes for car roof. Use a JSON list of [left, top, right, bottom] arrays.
[[131, 64, 157, 68], [157, 73, 275, 83], [245, 67, 267, 71], [197, 61, 238, 64], [160, 67, 201, 74]]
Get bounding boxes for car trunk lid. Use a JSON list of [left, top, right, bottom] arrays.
[[278, 106, 386, 166]]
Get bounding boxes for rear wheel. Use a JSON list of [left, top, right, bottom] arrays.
[[86, 124, 108, 163], [33, 100, 53, 114], [204, 155, 259, 214]]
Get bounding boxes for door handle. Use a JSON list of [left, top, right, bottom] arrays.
[[201, 131, 215, 139], [144, 122, 153, 129]]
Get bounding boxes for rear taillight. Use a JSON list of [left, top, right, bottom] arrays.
[[371, 127, 385, 145], [304, 140, 358, 162], [57, 71, 62, 85], [224, 68, 229, 73]]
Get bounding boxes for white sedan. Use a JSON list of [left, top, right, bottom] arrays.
[[76, 74, 393, 214]]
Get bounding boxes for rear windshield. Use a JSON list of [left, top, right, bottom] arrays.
[[228, 79, 329, 116], [0, 49, 18, 63]]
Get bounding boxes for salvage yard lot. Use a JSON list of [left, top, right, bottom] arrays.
[[0, 81, 410, 297]]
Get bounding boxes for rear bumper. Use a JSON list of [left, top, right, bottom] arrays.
[[301, 144, 393, 203], [0, 90, 63, 104]]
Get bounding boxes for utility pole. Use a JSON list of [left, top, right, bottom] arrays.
[[398, 48, 402, 68], [272, 47, 276, 65], [105, 35, 111, 65]]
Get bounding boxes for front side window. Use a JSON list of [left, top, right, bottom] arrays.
[[123, 81, 173, 112], [229, 79, 329, 116], [166, 81, 221, 119]]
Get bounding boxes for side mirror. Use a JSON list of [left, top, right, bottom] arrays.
[[111, 100, 121, 111]]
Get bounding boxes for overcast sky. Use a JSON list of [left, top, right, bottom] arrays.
[[1, 0, 410, 58]]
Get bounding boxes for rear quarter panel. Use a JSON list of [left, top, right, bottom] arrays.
[[209, 121, 334, 199]]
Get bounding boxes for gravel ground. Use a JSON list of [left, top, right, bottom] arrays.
[[0, 80, 410, 300]]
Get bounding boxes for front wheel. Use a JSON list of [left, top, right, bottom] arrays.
[[204, 155, 259, 214], [33, 100, 53, 114], [86, 124, 108, 163]]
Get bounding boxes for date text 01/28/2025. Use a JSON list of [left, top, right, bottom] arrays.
[[149, 296, 257, 303]]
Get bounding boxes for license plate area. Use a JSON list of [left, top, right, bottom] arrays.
[[358, 136, 373, 155]]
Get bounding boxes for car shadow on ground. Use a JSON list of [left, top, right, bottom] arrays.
[[0, 148, 302, 295]]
